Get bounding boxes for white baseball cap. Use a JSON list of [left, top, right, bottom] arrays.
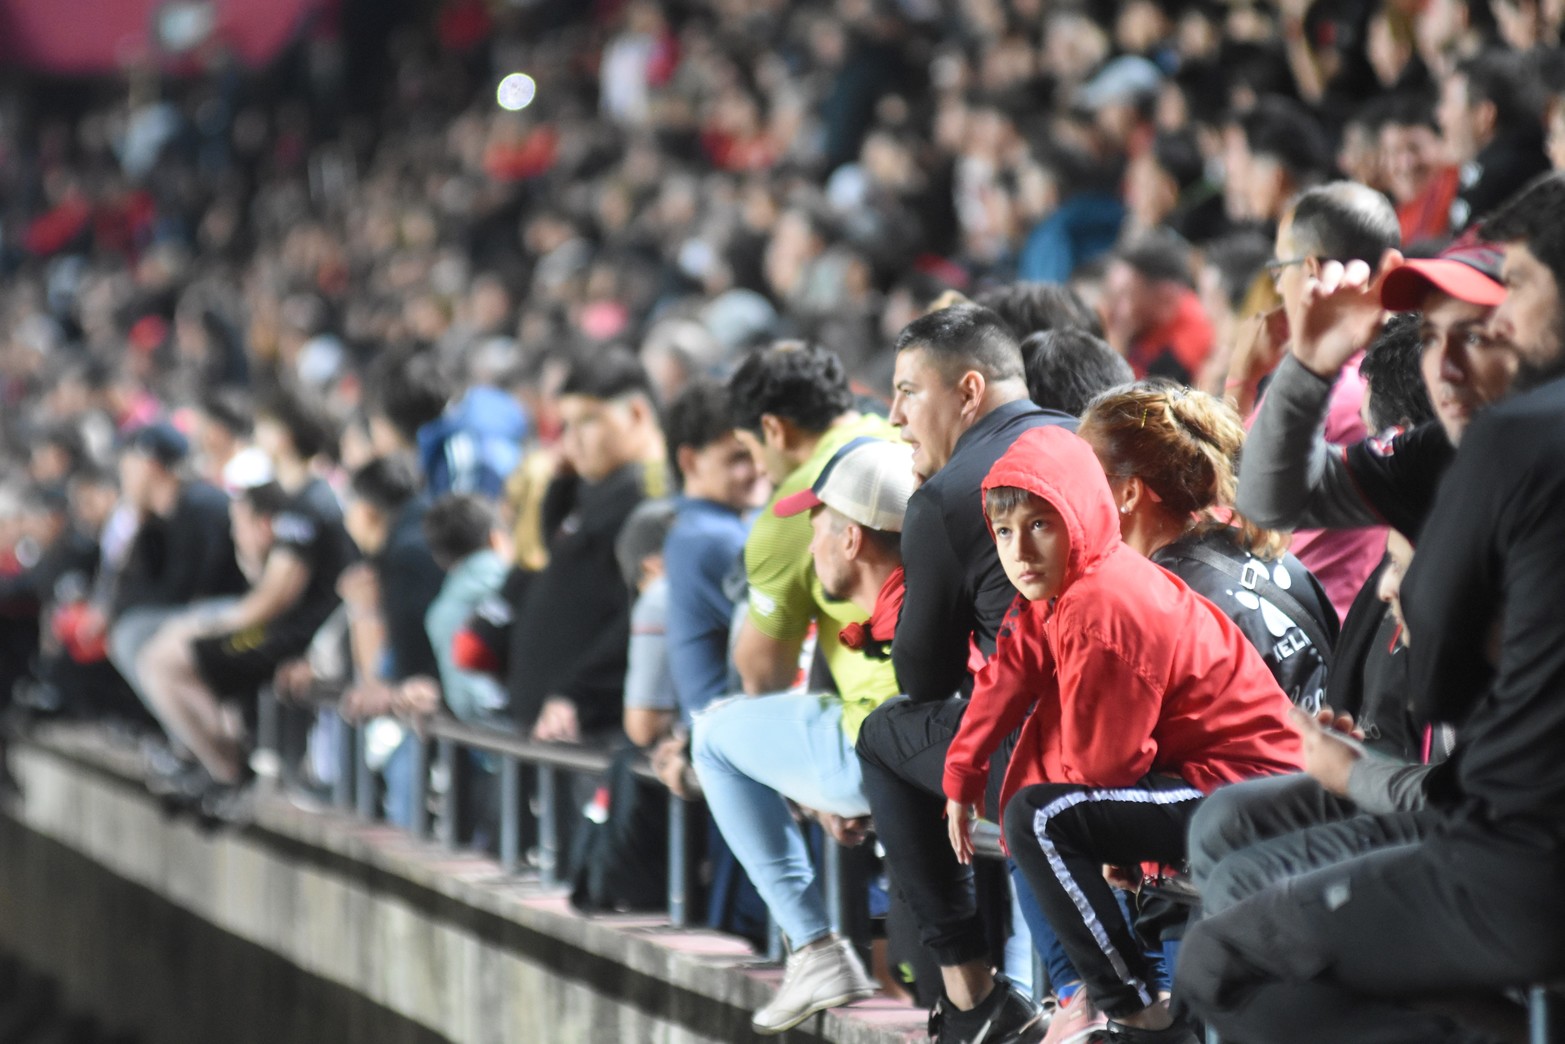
[[774, 437, 916, 533]]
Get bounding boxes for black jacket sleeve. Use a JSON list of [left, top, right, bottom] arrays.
[[892, 487, 975, 702]]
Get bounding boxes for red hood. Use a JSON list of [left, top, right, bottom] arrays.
[[981, 426, 1122, 593]]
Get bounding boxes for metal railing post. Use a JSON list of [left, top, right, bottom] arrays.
[[332, 712, 354, 811], [499, 755, 521, 873], [409, 734, 430, 840], [766, 912, 784, 962], [537, 764, 559, 886], [437, 736, 458, 850], [667, 794, 688, 927], [355, 724, 375, 820], [822, 837, 844, 935], [254, 685, 280, 781], [1530, 986, 1556, 1044], [1206, 1028, 1222, 1044]]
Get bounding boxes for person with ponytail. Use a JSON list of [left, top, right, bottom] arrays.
[[1078, 380, 1337, 711]]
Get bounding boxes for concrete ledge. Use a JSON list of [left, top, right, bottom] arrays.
[[2, 724, 930, 1044]]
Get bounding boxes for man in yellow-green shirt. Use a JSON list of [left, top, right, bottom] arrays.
[[691, 342, 907, 1035]]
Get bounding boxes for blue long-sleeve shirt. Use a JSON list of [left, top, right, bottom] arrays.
[[663, 498, 749, 721]]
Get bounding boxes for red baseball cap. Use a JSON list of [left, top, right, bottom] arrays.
[[1380, 241, 1506, 312]]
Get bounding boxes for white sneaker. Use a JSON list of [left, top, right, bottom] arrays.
[[752, 937, 877, 1035]]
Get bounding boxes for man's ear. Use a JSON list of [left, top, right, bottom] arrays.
[[675, 444, 699, 479], [1475, 99, 1498, 143], [842, 519, 865, 561], [759, 413, 786, 451], [958, 369, 988, 414]]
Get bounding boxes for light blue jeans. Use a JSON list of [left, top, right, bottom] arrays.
[[692, 692, 870, 948]]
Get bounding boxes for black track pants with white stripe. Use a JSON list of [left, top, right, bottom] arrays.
[[1004, 775, 1203, 1018]]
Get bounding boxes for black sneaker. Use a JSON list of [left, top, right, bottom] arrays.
[[930, 975, 1048, 1044], [1102, 1018, 1200, 1044]]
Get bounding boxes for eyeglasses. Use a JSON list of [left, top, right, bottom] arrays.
[[1264, 257, 1309, 285]]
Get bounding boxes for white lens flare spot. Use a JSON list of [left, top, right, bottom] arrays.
[[497, 73, 537, 112]]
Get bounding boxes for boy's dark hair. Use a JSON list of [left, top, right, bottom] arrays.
[[664, 379, 737, 483], [257, 384, 338, 462], [559, 347, 654, 403], [1360, 313, 1436, 432], [368, 351, 454, 445], [67, 463, 117, 490], [200, 389, 254, 437], [1458, 50, 1545, 133], [1379, 90, 1439, 132], [239, 480, 291, 517], [1021, 329, 1135, 417], [1240, 96, 1331, 184], [728, 342, 854, 434], [349, 455, 422, 517], [1202, 231, 1275, 311], [893, 304, 1025, 384], [422, 493, 498, 569], [974, 283, 1105, 340], [983, 485, 1040, 520], [1151, 129, 1205, 193], [1116, 232, 1196, 289], [35, 424, 87, 468], [1288, 182, 1400, 266]]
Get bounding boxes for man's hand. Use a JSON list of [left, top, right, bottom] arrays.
[[337, 563, 380, 613], [822, 814, 873, 848], [1291, 705, 1365, 797], [1290, 254, 1403, 379], [341, 680, 395, 722], [650, 734, 700, 799], [394, 676, 443, 720], [946, 799, 975, 866], [1224, 307, 1290, 415], [532, 696, 581, 743], [273, 659, 315, 703]]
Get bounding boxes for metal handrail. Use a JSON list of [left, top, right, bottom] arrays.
[[256, 683, 1012, 966]]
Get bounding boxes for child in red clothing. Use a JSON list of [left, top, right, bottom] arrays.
[[943, 425, 1302, 1044]]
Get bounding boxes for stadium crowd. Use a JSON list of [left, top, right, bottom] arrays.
[[1, 0, 1564, 1040]]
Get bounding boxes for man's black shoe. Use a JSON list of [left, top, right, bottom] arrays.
[[1103, 1018, 1200, 1043], [929, 975, 1048, 1044]]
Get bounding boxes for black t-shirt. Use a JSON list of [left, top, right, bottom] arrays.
[[1153, 527, 1335, 711], [508, 463, 647, 734], [1341, 421, 1455, 539], [369, 499, 446, 682], [269, 478, 357, 641], [114, 480, 247, 617]]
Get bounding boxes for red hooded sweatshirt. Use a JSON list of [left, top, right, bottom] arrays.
[[943, 426, 1303, 825]]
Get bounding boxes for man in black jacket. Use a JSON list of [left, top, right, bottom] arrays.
[[1439, 50, 1550, 231], [855, 304, 1075, 1043], [1180, 172, 1565, 1044], [507, 348, 665, 745]]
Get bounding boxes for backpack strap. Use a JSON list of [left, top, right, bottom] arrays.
[[1162, 542, 1335, 662]]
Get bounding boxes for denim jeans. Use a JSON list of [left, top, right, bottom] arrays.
[[692, 692, 870, 948], [1010, 864, 1169, 1002]]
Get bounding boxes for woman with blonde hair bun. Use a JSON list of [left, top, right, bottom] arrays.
[[1078, 379, 1336, 710]]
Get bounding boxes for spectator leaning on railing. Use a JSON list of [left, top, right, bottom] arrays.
[[694, 436, 915, 1036]]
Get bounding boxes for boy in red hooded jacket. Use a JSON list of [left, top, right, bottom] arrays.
[[943, 426, 1302, 1043]]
